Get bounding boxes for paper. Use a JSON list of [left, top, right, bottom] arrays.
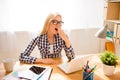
[[2, 65, 52, 80], [38, 68, 53, 80]]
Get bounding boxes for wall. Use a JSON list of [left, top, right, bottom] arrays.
[[0, 28, 105, 62], [0, 31, 40, 62], [69, 28, 101, 55]]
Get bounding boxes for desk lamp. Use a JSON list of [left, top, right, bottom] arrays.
[[95, 25, 115, 53], [95, 25, 108, 39]]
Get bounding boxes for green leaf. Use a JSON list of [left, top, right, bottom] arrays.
[[100, 51, 118, 66]]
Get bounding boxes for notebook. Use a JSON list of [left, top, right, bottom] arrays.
[[2, 65, 53, 80], [58, 55, 91, 74]]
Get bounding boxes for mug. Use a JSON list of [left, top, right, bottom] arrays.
[[3, 58, 15, 73]]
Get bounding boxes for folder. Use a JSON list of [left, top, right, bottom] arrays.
[[105, 42, 115, 53]]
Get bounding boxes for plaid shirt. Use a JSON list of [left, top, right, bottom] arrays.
[[19, 33, 75, 64]]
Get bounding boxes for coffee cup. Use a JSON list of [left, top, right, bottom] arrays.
[[3, 58, 15, 73]]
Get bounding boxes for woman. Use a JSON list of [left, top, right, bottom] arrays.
[[19, 12, 75, 64]]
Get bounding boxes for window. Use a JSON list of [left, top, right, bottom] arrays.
[[0, 0, 104, 31]]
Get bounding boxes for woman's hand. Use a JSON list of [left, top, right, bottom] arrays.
[[35, 58, 56, 64], [57, 27, 71, 48]]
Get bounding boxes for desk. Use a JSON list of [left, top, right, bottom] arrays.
[[1, 54, 120, 80]]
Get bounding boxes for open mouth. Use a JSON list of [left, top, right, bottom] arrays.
[[55, 28, 58, 31]]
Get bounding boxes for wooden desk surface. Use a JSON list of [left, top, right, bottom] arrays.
[[18, 57, 83, 80], [1, 54, 120, 80]]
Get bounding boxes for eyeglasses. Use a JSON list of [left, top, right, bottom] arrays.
[[51, 20, 64, 25]]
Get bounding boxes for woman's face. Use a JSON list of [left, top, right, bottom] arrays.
[[48, 15, 63, 35]]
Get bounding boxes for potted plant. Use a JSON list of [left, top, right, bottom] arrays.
[[100, 51, 118, 76]]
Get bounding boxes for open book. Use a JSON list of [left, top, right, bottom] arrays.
[[2, 65, 53, 80]]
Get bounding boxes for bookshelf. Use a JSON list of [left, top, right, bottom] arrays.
[[103, 1, 120, 53], [106, 20, 120, 44]]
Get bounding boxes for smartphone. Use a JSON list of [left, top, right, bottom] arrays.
[[29, 66, 46, 74]]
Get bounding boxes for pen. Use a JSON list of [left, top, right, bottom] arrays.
[[83, 64, 97, 80], [19, 77, 31, 80], [91, 65, 96, 72], [85, 60, 89, 71], [83, 65, 86, 71]]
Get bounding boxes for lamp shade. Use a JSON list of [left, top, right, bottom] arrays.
[[95, 25, 108, 39]]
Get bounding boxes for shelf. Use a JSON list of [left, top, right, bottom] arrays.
[[104, 1, 120, 53], [106, 20, 120, 24], [105, 20, 120, 45], [106, 37, 113, 41], [107, 0, 120, 2]]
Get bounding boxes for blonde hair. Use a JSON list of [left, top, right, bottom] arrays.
[[40, 12, 62, 35]]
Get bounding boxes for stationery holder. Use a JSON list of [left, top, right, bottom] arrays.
[[83, 71, 94, 80]]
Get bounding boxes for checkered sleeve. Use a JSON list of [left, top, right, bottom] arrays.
[[19, 36, 39, 64], [63, 41, 75, 60], [57, 34, 75, 60]]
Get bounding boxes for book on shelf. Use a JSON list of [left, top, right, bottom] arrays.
[[2, 65, 53, 80]]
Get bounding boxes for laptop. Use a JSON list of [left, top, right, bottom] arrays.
[[58, 55, 91, 74]]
